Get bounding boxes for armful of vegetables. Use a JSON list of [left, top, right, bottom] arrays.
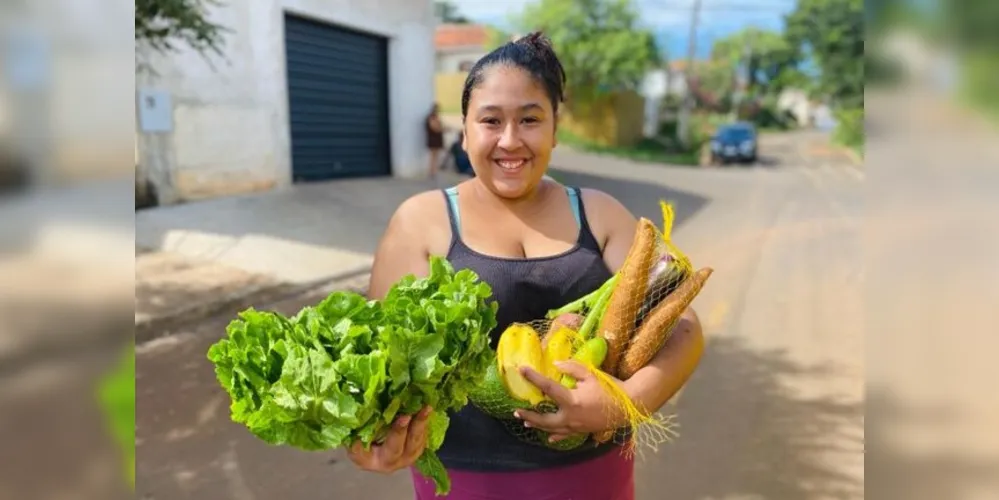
[[550, 201, 713, 447], [206, 256, 498, 496]]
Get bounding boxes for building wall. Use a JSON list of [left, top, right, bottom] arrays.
[[434, 72, 468, 115], [136, 0, 435, 204], [435, 49, 486, 73], [561, 91, 646, 148]]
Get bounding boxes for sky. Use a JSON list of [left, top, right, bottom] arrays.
[[448, 0, 800, 60]]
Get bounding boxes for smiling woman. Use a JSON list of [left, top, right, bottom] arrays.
[[354, 32, 705, 500], [457, 32, 566, 198]]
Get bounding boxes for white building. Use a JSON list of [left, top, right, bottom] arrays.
[[638, 62, 692, 137], [136, 0, 436, 204], [776, 88, 814, 127]]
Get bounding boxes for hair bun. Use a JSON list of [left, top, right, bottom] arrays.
[[519, 31, 553, 52]]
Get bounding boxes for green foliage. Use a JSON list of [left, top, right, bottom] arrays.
[[749, 96, 799, 130], [435, 0, 471, 24], [688, 61, 735, 112], [711, 28, 806, 97], [558, 129, 700, 166], [99, 343, 135, 490], [832, 106, 865, 153], [135, 0, 229, 56], [206, 256, 499, 496], [514, 0, 661, 103], [959, 50, 999, 120], [785, 0, 865, 109], [942, 0, 999, 50]]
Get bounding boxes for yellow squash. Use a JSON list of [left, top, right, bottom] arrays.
[[542, 326, 576, 380], [496, 324, 546, 406]]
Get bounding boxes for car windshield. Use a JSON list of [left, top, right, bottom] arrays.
[[718, 126, 754, 141]]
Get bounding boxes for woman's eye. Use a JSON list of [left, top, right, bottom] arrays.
[[481, 118, 500, 125], [522, 117, 540, 124]]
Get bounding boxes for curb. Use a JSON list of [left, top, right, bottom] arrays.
[[134, 267, 372, 345]]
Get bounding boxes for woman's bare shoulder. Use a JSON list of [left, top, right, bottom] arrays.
[[577, 188, 638, 270], [579, 188, 636, 231], [388, 189, 449, 231], [382, 188, 453, 251], [369, 189, 452, 298]]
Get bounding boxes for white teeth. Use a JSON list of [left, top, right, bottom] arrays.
[[497, 160, 526, 170]]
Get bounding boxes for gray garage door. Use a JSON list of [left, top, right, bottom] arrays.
[[284, 14, 391, 181]]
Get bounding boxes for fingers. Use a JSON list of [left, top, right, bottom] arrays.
[[403, 406, 433, 458], [555, 360, 593, 381], [519, 366, 571, 404], [514, 408, 569, 435], [378, 413, 413, 461], [347, 411, 431, 474]]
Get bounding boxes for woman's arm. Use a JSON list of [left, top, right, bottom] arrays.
[[587, 190, 705, 414], [367, 194, 435, 300]]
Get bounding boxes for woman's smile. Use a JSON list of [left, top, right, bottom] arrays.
[[494, 157, 531, 174]]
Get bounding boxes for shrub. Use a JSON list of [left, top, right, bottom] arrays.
[[833, 106, 864, 154]]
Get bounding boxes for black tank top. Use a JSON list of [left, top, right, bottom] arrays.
[[435, 184, 620, 471]]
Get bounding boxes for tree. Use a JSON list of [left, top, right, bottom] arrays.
[[135, 0, 229, 57], [687, 61, 736, 112], [710, 28, 805, 98], [784, 0, 864, 151], [514, 0, 661, 103], [435, 0, 471, 24], [784, 0, 864, 109]]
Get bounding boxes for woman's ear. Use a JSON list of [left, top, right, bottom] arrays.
[[461, 127, 468, 151]]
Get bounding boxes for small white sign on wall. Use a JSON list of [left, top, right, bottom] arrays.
[[137, 88, 173, 133]]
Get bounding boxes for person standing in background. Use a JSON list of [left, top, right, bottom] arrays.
[[425, 103, 445, 179]]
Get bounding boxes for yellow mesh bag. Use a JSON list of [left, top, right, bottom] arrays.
[[468, 200, 714, 457]]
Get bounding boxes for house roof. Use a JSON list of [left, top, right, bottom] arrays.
[[435, 24, 488, 50]]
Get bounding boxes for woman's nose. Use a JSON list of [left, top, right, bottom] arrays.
[[497, 123, 522, 149]]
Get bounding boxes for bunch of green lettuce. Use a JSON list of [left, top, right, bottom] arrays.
[[206, 256, 498, 495]]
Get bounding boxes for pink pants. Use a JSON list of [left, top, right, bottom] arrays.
[[411, 447, 634, 500]]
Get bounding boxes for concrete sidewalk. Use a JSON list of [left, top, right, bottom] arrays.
[[134, 172, 470, 339], [136, 173, 469, 284]]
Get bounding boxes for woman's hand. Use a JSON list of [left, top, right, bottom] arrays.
[[347, 406, 433, 473], [513, 362, 628, 443]]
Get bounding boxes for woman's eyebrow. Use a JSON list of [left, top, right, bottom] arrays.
[[475, 103, 545, 113]]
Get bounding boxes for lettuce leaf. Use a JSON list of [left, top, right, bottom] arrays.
[[207, 256, 497, 496]]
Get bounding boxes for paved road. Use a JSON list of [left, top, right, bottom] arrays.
[[135, 147, 870, 500]]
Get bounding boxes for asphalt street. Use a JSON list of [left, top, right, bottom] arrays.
[[134, 149, 868, 500]]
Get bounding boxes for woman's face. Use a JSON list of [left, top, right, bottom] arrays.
[[462, 65, 557, 199]]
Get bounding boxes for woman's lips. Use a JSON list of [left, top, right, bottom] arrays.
[[495, 159, 528, 171]]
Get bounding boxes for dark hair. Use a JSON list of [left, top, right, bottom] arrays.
[[460, 32, 567, 118]]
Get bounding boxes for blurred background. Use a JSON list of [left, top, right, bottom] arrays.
[[0, 0, 997, 498]]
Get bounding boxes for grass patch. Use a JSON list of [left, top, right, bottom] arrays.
[[556, 129, 700, 166]]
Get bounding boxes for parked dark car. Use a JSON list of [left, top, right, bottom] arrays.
[[709, 122, 758, 165]]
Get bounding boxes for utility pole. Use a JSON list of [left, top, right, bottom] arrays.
[[677, 0, 702, 148], [730, 34, 753, 122]]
